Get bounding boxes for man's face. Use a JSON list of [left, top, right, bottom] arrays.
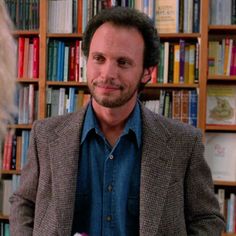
[[86, 22, 146, 108]]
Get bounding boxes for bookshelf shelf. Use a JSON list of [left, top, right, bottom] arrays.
[[16, 78, 39, 83], [0, 215, 9, 220], [0, 170, 21, 175], [208, 76, 236, 81], [46, 81, 88, 87], [214, 181, 236, 187], [205, 125, 236, 131], [222, 233, 236, 236], [7, 124, 33, 129], [159, 33, 201, 39], [47, 33, 83, 38], [209, 25, 236, 31], [13, 30, 39, 36], [145, 83, 199, 89]]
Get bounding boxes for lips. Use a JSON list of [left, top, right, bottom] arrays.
[[93, 81, 123, 90]]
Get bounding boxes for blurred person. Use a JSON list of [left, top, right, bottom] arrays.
[[0, 0, 16, 138]]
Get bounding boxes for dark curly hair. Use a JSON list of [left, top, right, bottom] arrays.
[[82, 7, 160, 69]]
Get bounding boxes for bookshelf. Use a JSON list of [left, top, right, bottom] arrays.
[[0, 0, 235, 235]]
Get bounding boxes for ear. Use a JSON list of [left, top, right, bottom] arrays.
[[141, 66, 155, 84]]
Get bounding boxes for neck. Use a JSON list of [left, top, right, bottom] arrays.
[[92, 97, 137, 146]]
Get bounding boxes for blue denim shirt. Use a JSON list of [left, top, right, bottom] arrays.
[[71, 101, 142, 236]]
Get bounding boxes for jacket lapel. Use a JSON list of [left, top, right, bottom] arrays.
[[49, 109, 86, 236], [140, 105, 175, 235]]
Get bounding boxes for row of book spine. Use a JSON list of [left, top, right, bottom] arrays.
[[217, 189, 236, 233], [155, 40, 199, 84], [46, 88, 90, 118], [4, 0, 39, 30], [209, 0, 236, 25], [17, 37, 39, 79], [2, 131, 30, 171], [16, 84, 38, 125], [208, 38, 236, 76], [47, 39, 86, 82], [156, 0, 200, 34], [0, 222, 10, 236], [0, 176, 20, 216], [142, 89, 198, 127]]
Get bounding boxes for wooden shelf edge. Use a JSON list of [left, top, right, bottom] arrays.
[[0, 214, 9, 220], [46, 81, 87, 87], [222, 233, 236, 236], [145, 83, 199, 88], [13, 30, 39, 36], [206, 125, 236, 131], [47, 33, 83, 38], [0, 170, 21, 175], [214, 181, 236, 186], [17, 78, 39, 83], [209, 25, 236, 30], [7, 124, 33, 129], [159, 33, 200, 38], [208, 76, 236, 80]]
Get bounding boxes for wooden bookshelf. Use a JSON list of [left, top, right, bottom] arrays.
[[1, 1, 236, 235]]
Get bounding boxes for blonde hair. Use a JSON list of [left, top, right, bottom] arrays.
[[0, 0, 17, 138]]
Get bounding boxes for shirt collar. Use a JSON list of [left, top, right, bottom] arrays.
[[81, 101, 142, 148]]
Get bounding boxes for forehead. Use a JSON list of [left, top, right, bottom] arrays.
[[89, 22, 145, 57]]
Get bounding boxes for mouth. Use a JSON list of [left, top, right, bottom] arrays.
[[93, 81, 123, 91]]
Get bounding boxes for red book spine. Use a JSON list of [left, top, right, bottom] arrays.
[[18, 37, 25, 78], [33, 37, 39, 78], [5, 132, 13, 170], [69, 45, 75, 81], [75, 40, 80, 82]]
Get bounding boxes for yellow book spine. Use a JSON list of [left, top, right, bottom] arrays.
[[173, 44, 180, 84]]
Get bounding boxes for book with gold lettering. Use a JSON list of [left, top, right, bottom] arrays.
[[155, 0, 179, 33]]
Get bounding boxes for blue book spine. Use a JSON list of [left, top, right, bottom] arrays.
[[57, 41, 62, 81], [189, 90, 198, 127], [69, 87, 75, 113], [60, 42, 65, 82]]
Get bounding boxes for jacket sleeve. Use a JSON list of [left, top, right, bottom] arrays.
[[185, 130, 225, 235], [9, 121, 40, 236]]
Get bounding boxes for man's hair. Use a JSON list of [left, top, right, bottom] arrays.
[[82, 7, 160, 69], [0, 0, 17, 138]]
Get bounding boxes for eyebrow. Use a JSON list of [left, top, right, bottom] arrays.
[[91, 52, 135, 64]]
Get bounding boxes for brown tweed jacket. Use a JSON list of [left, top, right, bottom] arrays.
[[9, 104, 225, 236]]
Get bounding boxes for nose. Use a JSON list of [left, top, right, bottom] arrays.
[[100, 60, 118, 80]]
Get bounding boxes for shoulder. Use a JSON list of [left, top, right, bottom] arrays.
[[31, 108, 86, 138]]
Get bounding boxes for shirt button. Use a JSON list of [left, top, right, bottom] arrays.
[[109, 154, 114, 160], [108, 184, 113, 192], [106, 215, 112, 221]]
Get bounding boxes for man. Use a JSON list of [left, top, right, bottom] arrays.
[[10, 7, 225, 236]]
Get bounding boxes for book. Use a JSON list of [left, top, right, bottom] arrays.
[[206, 86, 236, 125], [205, 132, 236, 181], [17, 37, 25, 78], [155, 0, 179, 33]]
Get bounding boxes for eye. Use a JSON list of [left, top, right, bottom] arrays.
[[117, 58, 130, 68], [93, 55, 105, 63]]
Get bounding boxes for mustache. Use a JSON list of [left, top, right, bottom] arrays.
[[93, 80, 124, 89]]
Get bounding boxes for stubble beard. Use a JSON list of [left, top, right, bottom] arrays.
[[88, 80, 141, 108]]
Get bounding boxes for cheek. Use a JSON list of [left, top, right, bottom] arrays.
[[86, 62, 99, 81]]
